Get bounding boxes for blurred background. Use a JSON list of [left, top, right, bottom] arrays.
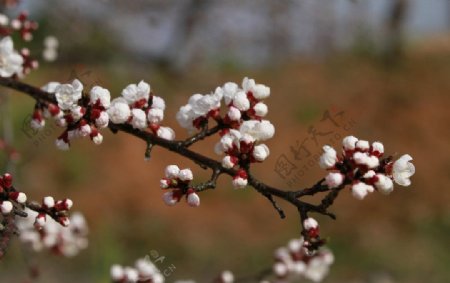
[[0, 0, 449, 282]]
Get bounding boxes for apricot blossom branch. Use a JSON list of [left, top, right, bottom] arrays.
[[0, 75, 417, 270]]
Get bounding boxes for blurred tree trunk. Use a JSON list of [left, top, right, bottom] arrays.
[[384, 0, 409, 63], [157, 0, 212, 76], [269, 1, 292, 62], [312, 0, 336, 57]]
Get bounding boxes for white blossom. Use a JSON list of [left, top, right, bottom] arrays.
[[121, 80, 150, 105], [43, 196, 55, 208], [303, 253, 334, 282], [130, 109, 147, 129], [252, 144, 270, 162], [178, 168, 193, 182], [0, 36, 24, 77], [124, 267, 139, 282], [351, 182, 374, 200], [374, 174, 394, 195], [371, 141, 384, 155], [242, 77, 270, 99], [273, 262, 288, 277], [239, 120, 275, 141], [151, 96, 166, 111], [42, 82, 61, 93], [192, 93, 221, 116], [30, 118, 45, 130], [222, 82, 239, 105], [44, 36, 59, 49], [165, 165, 180, 179], [162, 191, 179, 206], [55, 138, 69, 151], [355, 140, 370, 151], [253, 102, 268, 117], [232, 177, 247, 189], [392, 154, 415, 186], [108, 98, 131, 124], [303, 217, 319, 230], [78, 124, 91, 137], [95, 111, 109, 128], [232, 91, 250, 111], [43, 47, 58, 62], [92, 133, 103, 145], [176, 104, 195, 130], [222, 155, 237, 169], [227, 106, 241, 121], [220, 271, 234, 283], [353, 152, 379, 168], [0, 14, 9, 26], [342, 135, 358, 151], [90, 86, 111, 107], [0, 201, 13, 214], [325, 172, 344, 188], [54, 79, 83, 110], [157, 126, 175, 140], [147, 108, 164, 124], [110, 265, 124, 281], [70, 105, 85, 121], [319, 146, 338, 169], [187, 191, 200, 207]]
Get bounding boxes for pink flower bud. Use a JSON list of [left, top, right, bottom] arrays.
[[371, 141, 384, 157], [232, 169, 248, 189], [186, 189, 200, 207], [222, 155, 238, 169], [2, 173, 12, 188], [351, 182, 374, 200], [160, 178, 170, 189], [34, 213, 47, 228], [165, 165, 180, 179], [43, 196, 55, 208], [342, 135, 358, 151], [55, 198, 73, 211], [325, 172, 344, 189], [9, 191, 27, 204], [356, 140, 370, 151], [58, 216, 70, 227], [273, 262, 288, 277], [162, 190, 182, 206], [178, 168, 193, 182], [0, 201, 13, 214]]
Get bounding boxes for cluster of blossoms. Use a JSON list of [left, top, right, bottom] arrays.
[[1, 11, 38, 41], [111, 257, 164, 283], [30, 79, 174, 150], [0, 173, 82, 257], [0, 173, 26, 214], [109, 80, 174, 139], [160, 165, 200, 207], [268, 218, 332, 283], [29, 196, 74, 228], [110, 260, 235, 283], [0, 12, 41, 77], [319, 136, 415, 200], [177, 78, 274, 189], [17, 209, 88, 257]]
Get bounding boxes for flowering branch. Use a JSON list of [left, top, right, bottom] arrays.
[[0, 12, 416, 280], [0, 77, 414, 255]]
